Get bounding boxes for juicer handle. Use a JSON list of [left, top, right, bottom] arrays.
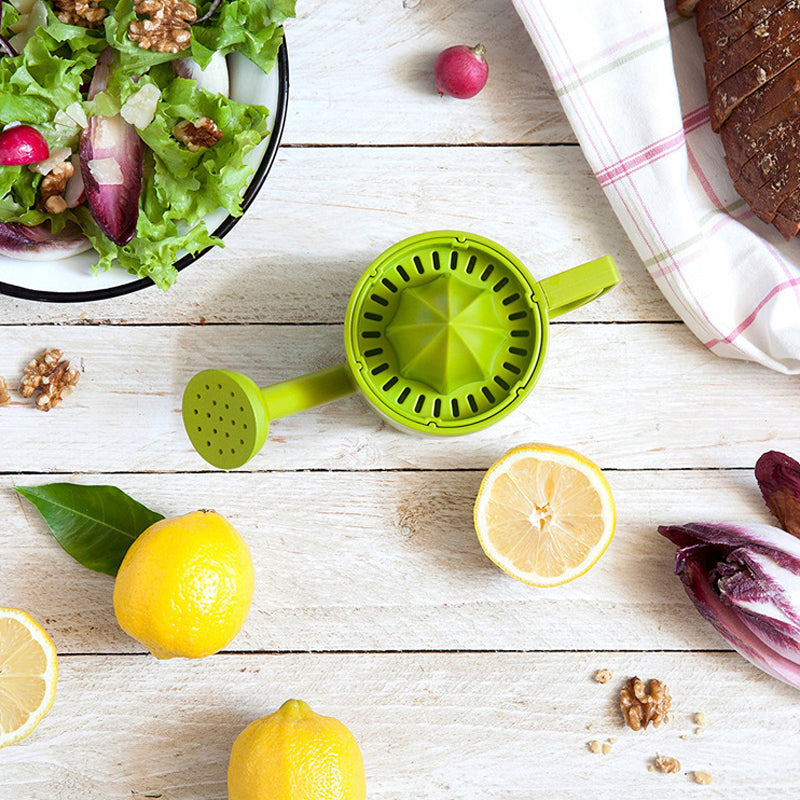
[[261, 363, 356, 421], [539, 255, 620, 318]]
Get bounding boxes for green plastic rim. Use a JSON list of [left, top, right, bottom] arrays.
[[344, 231, 547, 434]]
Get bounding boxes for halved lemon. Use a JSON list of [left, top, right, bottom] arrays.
[[473, 444, 616, 587], [0, 608, 58, 749]]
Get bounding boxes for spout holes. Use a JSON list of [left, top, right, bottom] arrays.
[[364, 312, 382, 321], [466, 255, 477, 274], [510, 330, 529, 338], [433, 398, 441, 416], [432, 251, 441, 270], [413, 256, 424, 274], [503, 362, 521, 375], [371, 363, 389, 375], [362, 331, 380, 339], [467, 394, 478, 413], [480, 264, 494, 281], [502, 292, 521, 306], [509, 346, 527, 356], [508, 310, 527, 321], [451, 398, 459, 417], [482, 387, 495, 403], [414, 395, 425, 413], [370, 293, 389, 307], [364, 347, 383, 357], [494, 376, 510, 390], [449, 251, 458, 270], [382, 278, 398, 293], [396, 264, 410, 281], [382, 376, 398, 391], [397, 387, 410, 404]]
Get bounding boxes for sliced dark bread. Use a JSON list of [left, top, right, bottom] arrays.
[[704, 3, 800, 93], [697, 0, 756, 29], [701, 0, 793, 59], [710, 35, 800, 130], [721, 71, 800, 170]]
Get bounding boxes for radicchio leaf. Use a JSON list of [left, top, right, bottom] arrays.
[[755, 451, 800, 538], [659, 521, 800, 690], [0, 220, 91, 260], [80, 48, 144, 246]]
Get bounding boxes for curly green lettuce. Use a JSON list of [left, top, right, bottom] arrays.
[[0, 0, 295, 290]]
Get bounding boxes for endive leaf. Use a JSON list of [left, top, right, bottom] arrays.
[[16, 483, 163, 576]]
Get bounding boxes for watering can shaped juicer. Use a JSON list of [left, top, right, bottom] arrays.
[[182, 230, 620, 469]]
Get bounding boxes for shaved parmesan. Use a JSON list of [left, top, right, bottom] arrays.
[[88, 157, 123, 186]]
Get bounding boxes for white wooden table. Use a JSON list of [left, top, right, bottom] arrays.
[[3, 1, 800, 797]]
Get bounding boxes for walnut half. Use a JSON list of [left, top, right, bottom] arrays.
[[0, 377, 10, 406], [128, 0, 197, 54], [53, 0, 107, 28], [39, 160, 74, 215], [20, 348, 80, 412], [173, 117, 224, 151], [619, 677, 671, 731]]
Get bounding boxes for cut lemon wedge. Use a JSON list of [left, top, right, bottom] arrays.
[[0, 608, 58, 749], [473, 444, 616, 587]]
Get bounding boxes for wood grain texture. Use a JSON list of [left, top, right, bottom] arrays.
[[0, 146, 671, 325], [1, 652, 796, 799], [0, 469, 775, 654], [281, 0, 574, 145], [0, 322, 794, 473]]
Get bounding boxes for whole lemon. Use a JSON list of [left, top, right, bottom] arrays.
[[228, 699, 366, 800], [113, 510, 254, 659]]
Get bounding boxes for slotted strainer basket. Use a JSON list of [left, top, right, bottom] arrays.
[[183, 230, 619, 468]]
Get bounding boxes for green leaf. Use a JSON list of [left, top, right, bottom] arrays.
[[16, 483, 164, 577]]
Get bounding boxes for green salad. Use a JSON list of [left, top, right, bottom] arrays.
[[0, 0, 294, 289]]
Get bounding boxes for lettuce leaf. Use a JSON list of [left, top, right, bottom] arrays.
[[137, 73, 269, 220], [190, 0, 294, 72]]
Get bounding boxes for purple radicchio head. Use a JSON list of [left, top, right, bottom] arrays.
[[755, 450, 800, 539], [658, 521, 800, 689]]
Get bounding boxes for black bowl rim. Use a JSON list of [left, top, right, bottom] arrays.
[[0, 39, 290, 304]]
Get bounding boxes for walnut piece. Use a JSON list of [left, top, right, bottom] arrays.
[[694, 711, 707, 726], [587, 740, 602, 754], [128, 0, 197, 53], [173, 117, 224, 151], [0, 377, 10, 406], [619, 677, 672, 731], [39, 160, 74, 215], [654, 755, 681, 774], [593, 668, 613, 684], [693, 771, 713, 785], [19, 348, 80, 412], [53, 0, 107, 28]]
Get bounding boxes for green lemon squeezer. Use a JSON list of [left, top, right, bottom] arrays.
[[183, 231, 620, 469]]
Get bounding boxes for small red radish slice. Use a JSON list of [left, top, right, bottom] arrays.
[[64, 154, 85, 209], [0, 220, 92, 260], [0, 124, 49, 166], [172, 52, 229, 97]]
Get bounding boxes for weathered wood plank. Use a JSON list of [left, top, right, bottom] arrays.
[[1, 652, 795, 799], [282, 0, 573, 145], [1, 469, 775, 654], [0, 322, 792, 472], [0, 146, 669, 325]]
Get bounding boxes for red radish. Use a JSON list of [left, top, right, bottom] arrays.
[[433, 44, 488, 99], [0, 125, 49, 166]]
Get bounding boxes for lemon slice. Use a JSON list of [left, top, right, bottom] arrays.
[[0, 608, 58, 749], [473, 444, 616, 587]]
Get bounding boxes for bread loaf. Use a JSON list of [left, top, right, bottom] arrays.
[[682, 0, 800, 239]]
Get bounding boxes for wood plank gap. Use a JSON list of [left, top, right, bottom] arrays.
[[279, 142, 582, 149]]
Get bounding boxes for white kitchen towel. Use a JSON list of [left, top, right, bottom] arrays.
[[513, 0, 800, 374]]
